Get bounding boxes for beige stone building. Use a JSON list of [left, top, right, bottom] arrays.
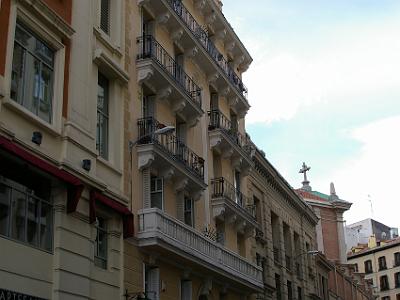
[[348, 237, 400, 300]]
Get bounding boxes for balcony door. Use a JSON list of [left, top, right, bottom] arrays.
[[234, 170, 242, 205]]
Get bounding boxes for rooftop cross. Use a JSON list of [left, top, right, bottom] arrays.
[[299, 162, 312, 191]]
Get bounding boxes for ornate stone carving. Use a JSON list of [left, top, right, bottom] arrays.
[[226, 214, 237, 224], [160, 167, 175, 181], [156, 12, 170, 25], [192, 189, 204, 201], [155, 86, 172, 102], [207, 72, 220, 86], [232, 156, 243, 170], [137, 67, 154, 84], [174, 178, 189, 192], [212, 206, 225, 219], [171, 28, 184, 43], [228, 96, 239, 107], [221, 86, 231, 97], [225, 41, 235, 55], [221, 148, 234, 159], [187, 115, 200, 128], [235, 220, 247, 232], [172, 99, 186, 113], [205, 12, 216, 25], [216, 29, 227, 40], [194, 0, 206, 11], [185, 46, 199, 59], [209, 135, 222, 149], [138, 152, 155, 170]]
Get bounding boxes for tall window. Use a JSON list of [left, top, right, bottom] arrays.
[[180, 280, 192, 300], [275, 274, 282, 300], [395, 252, 400, 267], [145, 266, 159, 300], [100, 0, 110, 34], [380, 275, 389, 291], [395, 272, 400, 288], [184, 196, 194, 227], [0, 153, 53, 252], [297, 287, 302, 300], [97, 73, 109, 159], [94, 217, 107, 269], [287, 280, 293, 300], [365, 260, 373, 273], [150, 177, 163, 210], [379, 256, 387, 270], [216, 221, 224, 245], [11, 22, 54, 123]]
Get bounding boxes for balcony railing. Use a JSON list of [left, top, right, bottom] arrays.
[[137, 117, 204, 179], [211, 177, 255, 219], [165, 0, 248, 100], [138, 208, 263, 288], [208, 109, 252, 152], [137, 35, 202, 108]]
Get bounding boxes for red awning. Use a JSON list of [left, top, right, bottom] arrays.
[[0, 136, 84, 213], [90, 190, 134, 238]]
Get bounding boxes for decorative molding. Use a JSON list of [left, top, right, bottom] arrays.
[[192, 189, 204, 201], [221, 86, 231, 97], [171, 28, 184, 43], [194, 0, 206, 11], [209, 135, 222, 149], [137, 66, 154, 84], [205, 12, 217, 25], [185, 46, 199, 59], [226, 214, 237, 225], [212, 206, 225, 219], [207, 72, 220, 86], [232, 156, 243, 170], [172, 99, 186, 113], [93, 48, 130, 84], [19, 0, 75, 38], [225, 41, 236, 56], [221, 148, 234, 159], [216, 29, 227, 40], [236, 220, 247, 232], [138, 152, 155, 170], [228, 97, 239, 107], [137, 0, 150, 6], [160, 167, 175, 181], [187, 115, 200, 128]]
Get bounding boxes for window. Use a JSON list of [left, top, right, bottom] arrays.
[[145, 266, 159, 300], [382, 297, 390, 300], [150, 177, 163, 210], [297, 287, 302, 300], [395, 252, 400, 267], [379, 256, 387, 270], [94, 217, 107, 269], [380, 275, 389, 291], [11, 22, 55, 123], [395, 272, 400, 288], [365, 260, 373, 273], [354, 263, 358, 272], [0, 152, 53, 252], [97, 72, 109, 159], [100, 0, 110, 34], [184, 196, 194, 227], [275, 274, 282, 300], [287, 280, 293, 300], [181, 280, 192, 300], [216, 221, 224, 245], [397, 294, 400, 300]]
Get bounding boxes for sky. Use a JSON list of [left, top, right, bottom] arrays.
[[223, 1, 400, 229]]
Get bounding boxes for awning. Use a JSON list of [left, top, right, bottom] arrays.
[[0, 136, 84, 212], [90, 190, 134, 238]]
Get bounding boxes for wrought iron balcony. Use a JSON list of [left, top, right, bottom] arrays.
[[137, 208, 263, 291], [136, 36, 203, 123], [165, 0, 248, 100], [137, 117, 204, 179], [210, 177, 258, 234]]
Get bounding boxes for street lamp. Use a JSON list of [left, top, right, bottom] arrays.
[[295, 250, 319, 258]]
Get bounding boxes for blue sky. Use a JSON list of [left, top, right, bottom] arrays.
[[223, 1, 400, 228]]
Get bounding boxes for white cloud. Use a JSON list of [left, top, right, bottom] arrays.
[[312, 116, 400, 228], [243, 17, 400, 124]]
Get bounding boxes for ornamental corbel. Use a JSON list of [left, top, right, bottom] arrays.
[[138, 152, 155, 170], [137, 67, 154, 84]]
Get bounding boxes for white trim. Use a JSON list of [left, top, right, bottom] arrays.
[[2, 1, 66, 134]]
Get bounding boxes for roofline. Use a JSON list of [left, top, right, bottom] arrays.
[[348, 239, 400, 259]]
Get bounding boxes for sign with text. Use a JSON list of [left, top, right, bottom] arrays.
[[0, 289, 47, 300]]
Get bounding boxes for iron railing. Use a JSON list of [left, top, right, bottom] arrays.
[[136, 35, 202, 108], [208, 109, 252, 153], [210, 177, 255, 219], [137, 117, 204, 179], [165, 0, 248, 100]]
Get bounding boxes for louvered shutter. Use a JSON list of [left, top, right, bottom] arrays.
[[100, 0, 110, 34], [176, 191, 184, 222], [181, 280, 192, 300], [148, 267, 160, 300], [143, 168, 151, 208]]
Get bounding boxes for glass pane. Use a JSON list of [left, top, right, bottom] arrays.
[[38, 64, 53, 123], [15, 24, 34, 50], [27, 197, 39, 246], [23, 53, 40, 114], [11, 43, 25, 103], [0, 183, 11, 236], [40, 202, 52, 251], [151, 192, 162, 210], [97, 114, 108, 158], [35, 39, 54, 66], [10, 190, 26, 242], [97, 229, 107, 259]]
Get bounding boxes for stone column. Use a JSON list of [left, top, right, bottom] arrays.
[[336, 211, 347, 263]]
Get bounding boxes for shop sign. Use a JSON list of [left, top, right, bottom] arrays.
[[0, 289, 47, 300]]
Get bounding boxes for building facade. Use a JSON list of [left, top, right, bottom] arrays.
[[348, 237, 400, 300], [0, 0, 132, 299]]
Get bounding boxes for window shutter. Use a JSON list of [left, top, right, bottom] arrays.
[[176, 191, 184, 222], [100, 0, 110, 34], [143, 168, 151, 208], [148, 267, 160, 300], [181, 280, 192, 300]]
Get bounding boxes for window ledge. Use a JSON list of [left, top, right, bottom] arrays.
[[19, 0, 75, 38], [1, 97, 61, 137], [93, 48, 129, 84], [93, 26, 123, 58]]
